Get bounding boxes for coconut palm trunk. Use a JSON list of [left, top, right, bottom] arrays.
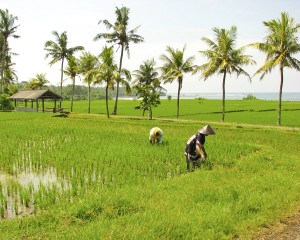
[[71, 76, 75, 112], [59, 58, 65, 108], [177, 78, 182, 119], [0, 41, 6, 93], [278, 67, 284, 126], [222, 71, 227, 122], [105, 84, 110, 118], [88, 83, 91, 114], [112, 44, 124, 115]]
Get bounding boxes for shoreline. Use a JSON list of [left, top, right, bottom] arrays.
[[160, 92, 300, 101]]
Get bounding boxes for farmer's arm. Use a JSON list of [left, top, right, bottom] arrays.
[[195, 144, 206, 158]]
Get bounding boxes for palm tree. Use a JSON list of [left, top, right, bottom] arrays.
[[87, 46, 131, 118], [94, 6, 144, 115], [3, 52, 18, 87], [44, 31, 84, 106], [251, 12, 300, 126], [132, 59, 161, 86], [160, 45, 195, 118], [64, 56, 79, 112], [193, 26, 255, 122], [78, 52, 98, 113], [132, 59, 163, 119], [0, 9, 20, 94], [25, 73, 49, 90]]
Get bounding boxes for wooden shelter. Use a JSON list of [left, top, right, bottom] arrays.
[[9, 90, 63, 112]]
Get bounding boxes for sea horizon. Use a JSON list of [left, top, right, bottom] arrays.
[[162, 92, 300, 101]]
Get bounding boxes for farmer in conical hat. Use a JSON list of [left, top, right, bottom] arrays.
[[185, 125, 216, 171], [149, 127, 163, 144]]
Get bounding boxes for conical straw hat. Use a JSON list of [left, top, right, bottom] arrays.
[[198, 125, 216, 135]]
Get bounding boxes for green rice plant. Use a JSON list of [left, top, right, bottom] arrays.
[[0, 111, 299, 239], [14, 199, 19, 216]]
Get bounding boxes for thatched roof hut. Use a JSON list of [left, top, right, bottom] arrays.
[[9, 90, 63, 112]]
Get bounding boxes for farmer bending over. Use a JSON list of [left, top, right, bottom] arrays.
[[185, 125, 216, 171], [149, 127, 163, 144]]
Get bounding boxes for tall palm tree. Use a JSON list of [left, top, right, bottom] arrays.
[[64, 56, 79, 112], [87, 46, 131, 118], [251, 12, 300, 126], [94, 6, 144, 115], [2, 52, 18, 87], [44, 31, 84, 106], [160, 45, 195, 118], [78, 52, 98, 113], [193, 26, 255, 122], [0, 9, 20, 94], [132, 59, 163, 119]]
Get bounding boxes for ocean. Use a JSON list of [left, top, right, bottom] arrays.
[[162, 92, 300, 101]]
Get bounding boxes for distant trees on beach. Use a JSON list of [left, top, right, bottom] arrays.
[[0, 6, 299, 125]]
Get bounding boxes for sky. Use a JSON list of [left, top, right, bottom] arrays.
[[2, 0, 300, 94]]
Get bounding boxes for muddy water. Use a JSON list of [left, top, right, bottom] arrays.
[[0, 167, 65, 219]]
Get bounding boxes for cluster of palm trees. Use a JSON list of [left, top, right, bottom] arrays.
[[43, 7, 143, 115], [1, 6, 299, 126]]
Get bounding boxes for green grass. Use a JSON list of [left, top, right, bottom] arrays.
[[48, 98, 300, 127], [18, 98, 300, 127], [0, 107, 299, 239]]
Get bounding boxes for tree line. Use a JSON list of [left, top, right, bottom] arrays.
[[0, 7, 299, 125]]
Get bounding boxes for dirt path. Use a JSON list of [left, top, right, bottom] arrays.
[[253, 209, 300, 239]]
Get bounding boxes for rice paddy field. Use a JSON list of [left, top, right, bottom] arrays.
[[62, 98, 300, 127], [0, 99, 299, 239]]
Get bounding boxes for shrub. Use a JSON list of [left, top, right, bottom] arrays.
[[243, 93, 257, 100], [195, 97, 206, 103], [0, 94, 14, 110]]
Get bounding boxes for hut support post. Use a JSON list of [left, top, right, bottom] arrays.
[[54, 99, 57, 113]]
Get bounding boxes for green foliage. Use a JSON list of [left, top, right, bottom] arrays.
[[25, 73, 49, 90], [196, 96, 206, 103], [132, 59, 162, 120], [75, 203, 103, 221], [134, 86, 161, 119], [0, 9, 20, 94], [243, 93, 257, 100], [0, 93, 13, 110]]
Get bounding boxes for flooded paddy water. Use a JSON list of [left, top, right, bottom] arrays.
[[0, 165, 64, 219], [0, 139, 109, 220]]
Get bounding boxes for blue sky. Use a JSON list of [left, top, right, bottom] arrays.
[[2, 0, 300, 94]]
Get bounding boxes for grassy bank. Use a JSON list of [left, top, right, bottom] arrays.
[[0, 112, 299, 239]]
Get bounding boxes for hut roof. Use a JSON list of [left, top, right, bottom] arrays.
[[9, 90, 62, 100]]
